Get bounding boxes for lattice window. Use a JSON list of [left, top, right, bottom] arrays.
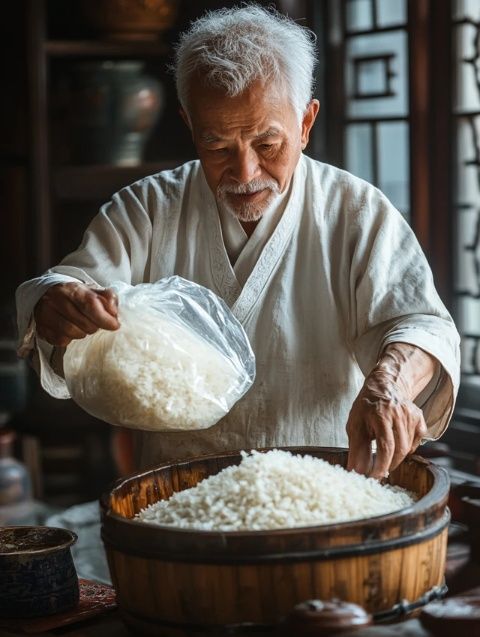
[[343, 0, 410, 219], [453, 0, 480, 385]]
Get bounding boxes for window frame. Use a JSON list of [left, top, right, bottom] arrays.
[[310, 0, 479, 418]]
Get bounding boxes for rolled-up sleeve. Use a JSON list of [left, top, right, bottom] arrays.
[[347, 187, 460, 439]]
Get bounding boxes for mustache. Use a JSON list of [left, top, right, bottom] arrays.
[[217, 179, 281, 197]]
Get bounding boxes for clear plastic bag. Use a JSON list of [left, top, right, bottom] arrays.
[[63, 276, 256, 431]]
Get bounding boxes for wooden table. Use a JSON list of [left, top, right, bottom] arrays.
[[0, 613, 128, 637]]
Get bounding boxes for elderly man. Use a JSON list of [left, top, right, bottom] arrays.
[[17, 6, 459, 479]]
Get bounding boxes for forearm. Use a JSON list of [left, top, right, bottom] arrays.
[[373, 342, 438, 401]]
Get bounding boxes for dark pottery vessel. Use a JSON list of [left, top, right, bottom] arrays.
[[420, 596, 480, 637], [0, 526, 79, 618], [282, 599, 372, 635], [68, 61, 163, 166]]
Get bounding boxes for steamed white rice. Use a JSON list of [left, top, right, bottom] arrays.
[[135, 449, 416, 531]]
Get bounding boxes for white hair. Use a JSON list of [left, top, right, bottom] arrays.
[[174, 5, 317, 123]]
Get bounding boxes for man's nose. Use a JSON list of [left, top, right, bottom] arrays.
[[229, 148, 261, 183]]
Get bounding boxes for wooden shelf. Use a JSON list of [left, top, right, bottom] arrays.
[[53, 161, 185, 201], [45, 39, 168, 58]]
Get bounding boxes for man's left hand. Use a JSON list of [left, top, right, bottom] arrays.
[[346, 342, 436, 479], [346, 370, 428, 479]]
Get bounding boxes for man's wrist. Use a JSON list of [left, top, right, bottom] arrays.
[[370, 360, 414, 401], [362, 367, 408, 404], [373, 342, 437, 402]]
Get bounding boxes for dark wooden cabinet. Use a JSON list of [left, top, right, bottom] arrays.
[[0, 0, 203, 504], [25, 0, 198, 273], [1, 0, 284, 505]]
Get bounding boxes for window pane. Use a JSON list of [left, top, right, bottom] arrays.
[[455, 208, 480, 295], [346, 0, 373, 32], [376, 0, 407, 27], [453, 0, 480, 20], [454, 23, 480, 112], [377, 121, 409, 216], [458, 296, 480, 334], [346, 31, 409, 118], [345, 123, 373, 182], [357, 58, 389, 95], [455, 117, 480, 206], [461, 338, 480, 378]]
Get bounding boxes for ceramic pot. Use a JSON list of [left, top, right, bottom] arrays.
[[0, 430, 32, 508], [282, 599, 372, 636], [0, 526, 79, 618], [81, 0, 177, 41], [69, 61, 163, 166]]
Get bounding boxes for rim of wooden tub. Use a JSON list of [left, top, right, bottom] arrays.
[[100, 446, 450, 564]]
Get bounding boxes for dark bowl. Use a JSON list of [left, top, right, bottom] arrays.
[[0, 526, 79, 618], [420, 597, 480, 637]]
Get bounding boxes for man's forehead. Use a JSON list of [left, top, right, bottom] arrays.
[[199, 127, 282, 143]]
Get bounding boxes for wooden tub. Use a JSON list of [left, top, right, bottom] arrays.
[[100, 447, 450, 636]]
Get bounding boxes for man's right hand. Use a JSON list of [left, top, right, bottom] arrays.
[[34, 283, 120, 347]]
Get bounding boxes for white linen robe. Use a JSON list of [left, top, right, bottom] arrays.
[[16, 154, 460, 469]]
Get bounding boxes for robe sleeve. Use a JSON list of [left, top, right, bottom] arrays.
[[15, 181, 154, 399], [346, 185, 460, 440]]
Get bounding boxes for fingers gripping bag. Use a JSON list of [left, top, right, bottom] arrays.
[[63, 277, 256, 431]]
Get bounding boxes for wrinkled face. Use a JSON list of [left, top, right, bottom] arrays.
[[183, 78, 319, 222]]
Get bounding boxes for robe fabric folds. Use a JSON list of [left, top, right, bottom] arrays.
[[16, 154, 460, 469]]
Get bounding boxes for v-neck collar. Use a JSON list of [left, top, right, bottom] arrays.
[[203, 155, 305, 323], [217, 210, 248, 267], [233, 183, 292, 290], [218, 182, 292, 281]]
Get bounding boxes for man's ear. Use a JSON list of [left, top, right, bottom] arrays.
[[301, 99, 320, 149]]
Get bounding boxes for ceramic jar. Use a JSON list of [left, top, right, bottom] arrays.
[[69, 61, 164, 166], [0, 527, 79, 618]]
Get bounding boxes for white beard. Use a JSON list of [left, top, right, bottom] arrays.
[[216, 178, 281, 222]]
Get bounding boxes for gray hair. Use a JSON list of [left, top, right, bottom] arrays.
[[174, 5, 317, 123]]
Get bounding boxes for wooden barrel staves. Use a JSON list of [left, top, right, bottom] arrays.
[[100, 447, 450, 636]]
